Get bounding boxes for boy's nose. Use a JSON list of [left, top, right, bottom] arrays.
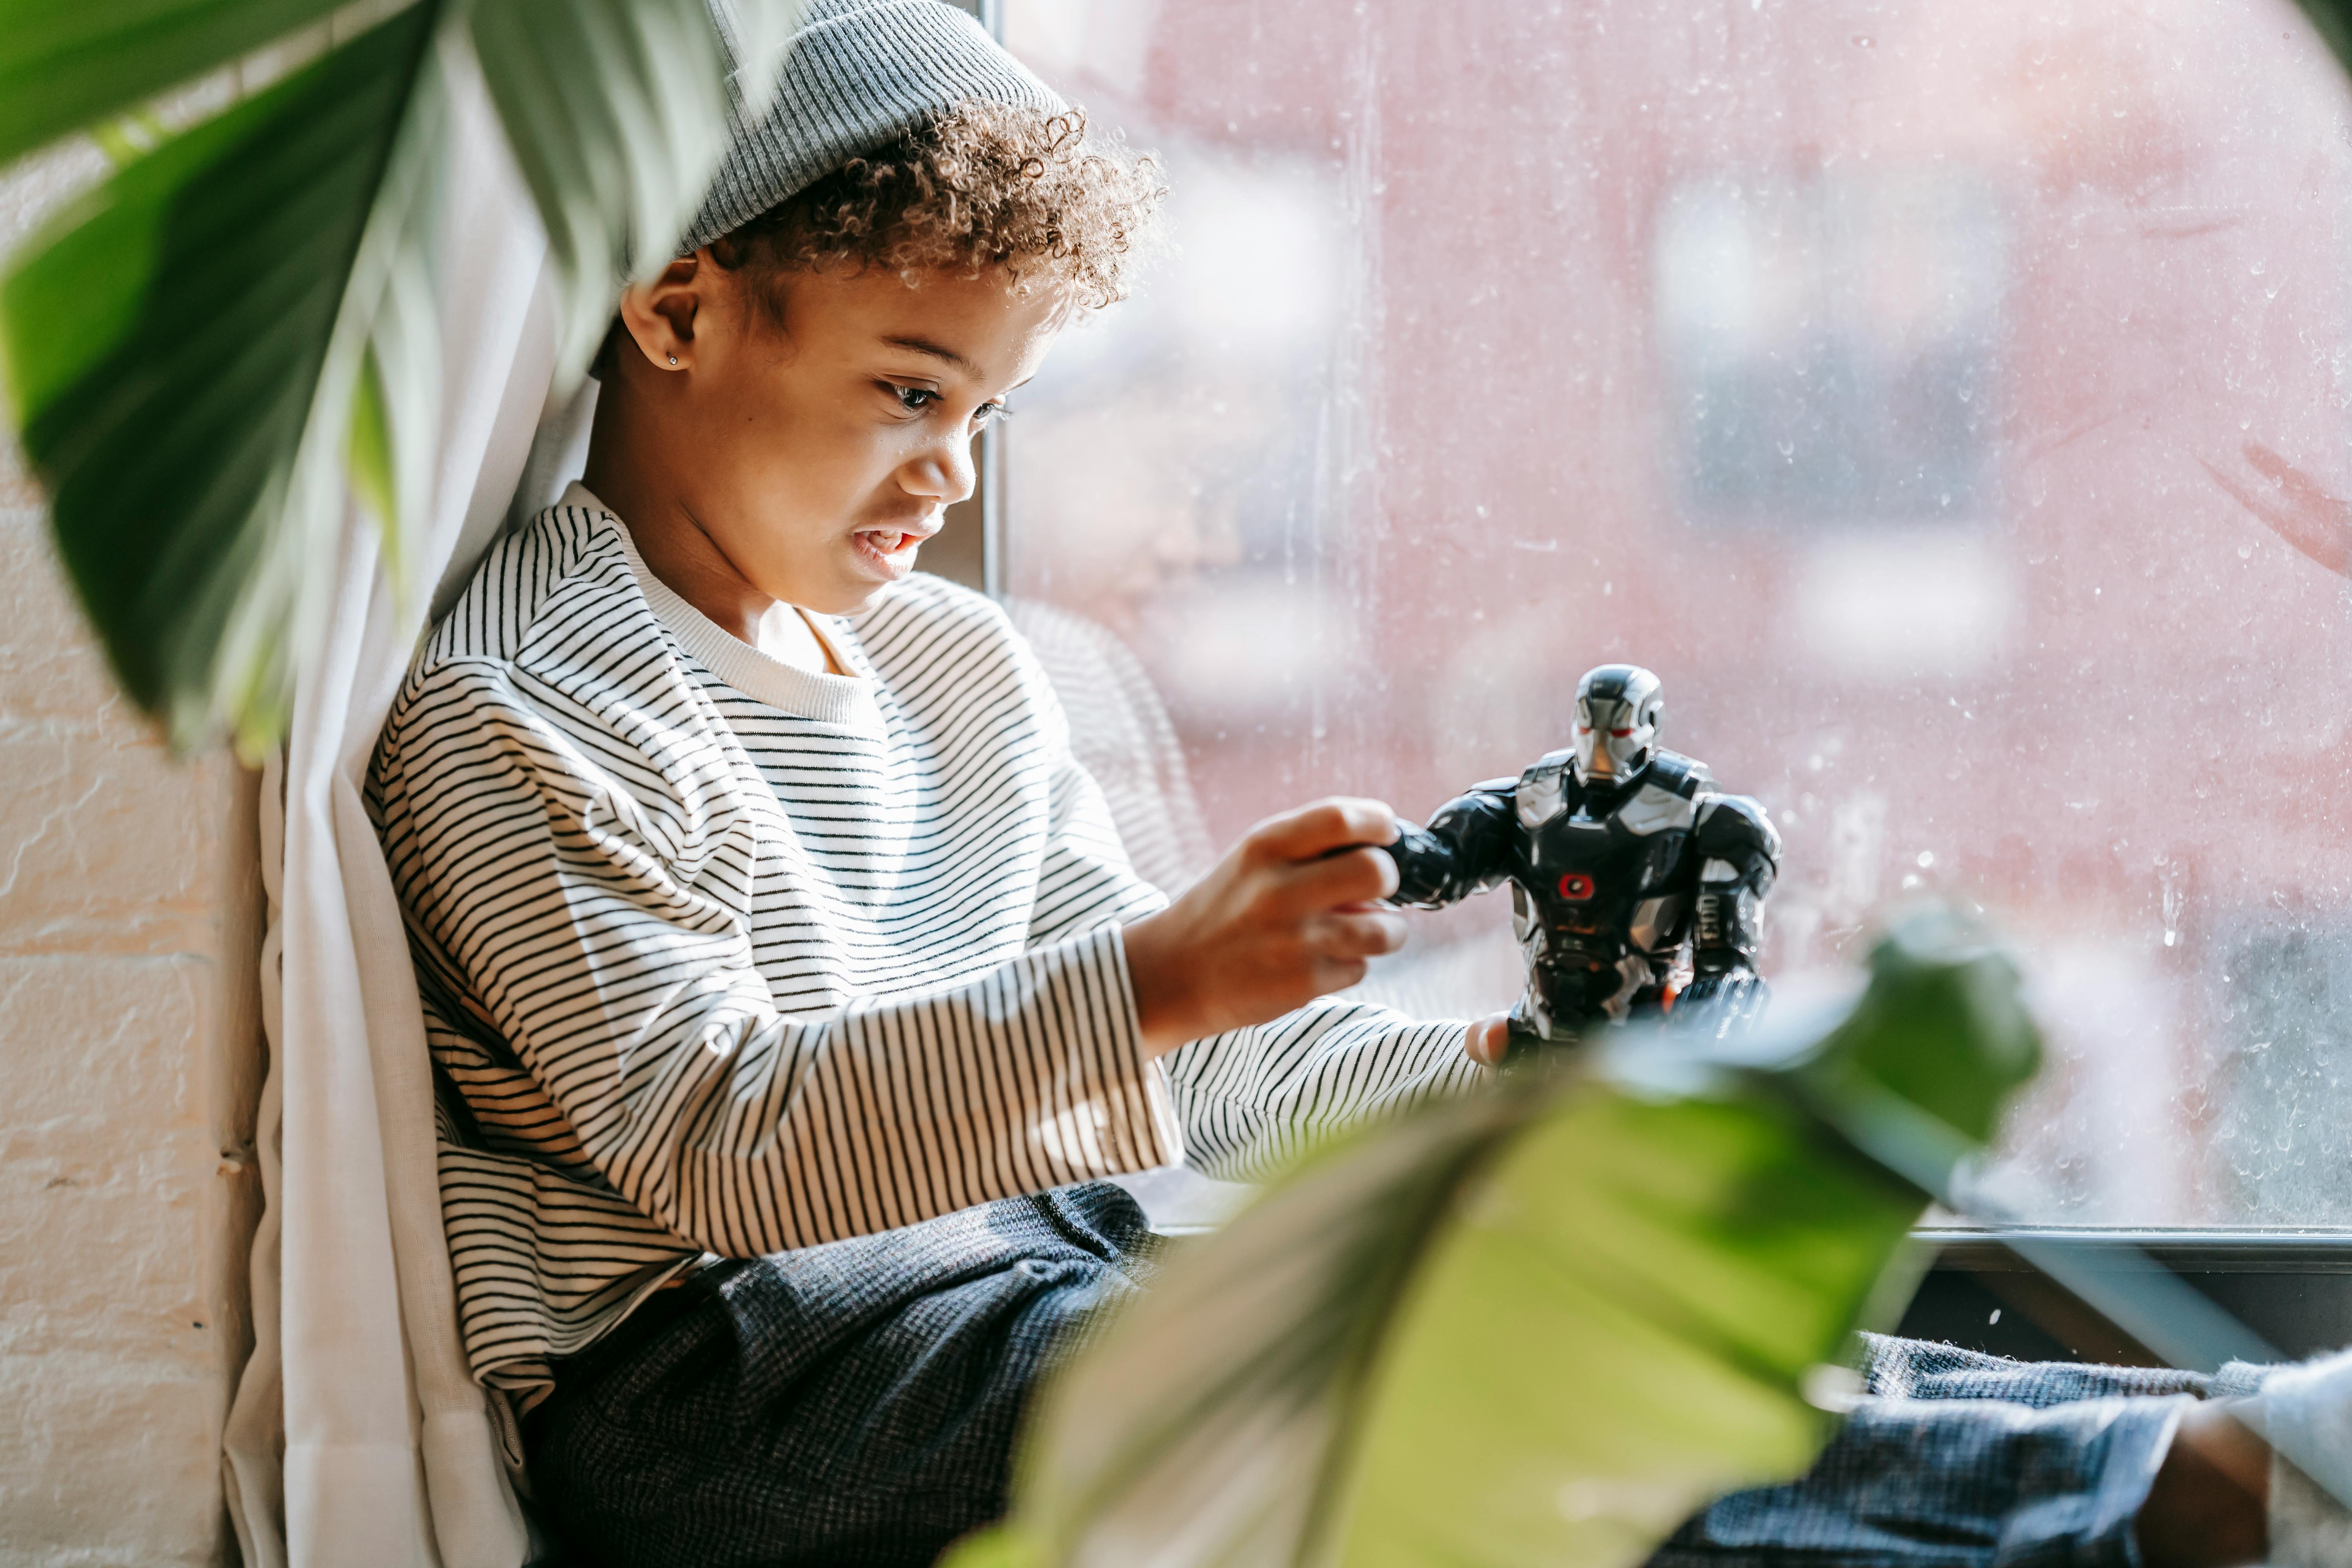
[[903, 435, 977, 506]]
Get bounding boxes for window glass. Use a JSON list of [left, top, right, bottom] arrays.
[[996, 0, 2352, 1227]]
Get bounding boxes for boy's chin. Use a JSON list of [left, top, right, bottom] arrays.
[[805, 576, 898, 618]]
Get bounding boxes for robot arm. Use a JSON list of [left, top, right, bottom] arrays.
[[1386, 782, 1517, 909], [1688, 793, 1779, 977], [1679, 794, 1780, 1034]]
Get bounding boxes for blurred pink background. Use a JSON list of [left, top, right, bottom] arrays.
[[997, 0, 2352, 1226]]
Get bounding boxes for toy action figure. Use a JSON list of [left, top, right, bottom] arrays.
[[1386, 664, 1780, 1047]]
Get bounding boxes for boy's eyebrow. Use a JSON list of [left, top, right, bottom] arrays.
[[880, 335, 980, 376]]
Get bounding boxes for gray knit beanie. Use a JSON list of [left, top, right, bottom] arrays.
[[682, 0, 1069, 255]]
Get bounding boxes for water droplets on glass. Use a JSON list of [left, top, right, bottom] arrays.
[[998, 0, 2352, 1227]]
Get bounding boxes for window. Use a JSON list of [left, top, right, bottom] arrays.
[[1656, 171, 2003, 523], [994, 0, 2352, 1231]]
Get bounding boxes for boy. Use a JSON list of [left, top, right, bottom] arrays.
[[373, 3, 2306, 1565], [370, 4, 1482, 1561]]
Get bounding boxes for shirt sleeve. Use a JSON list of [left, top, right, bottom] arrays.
[[1160, 1004, 1487, 1182], [1002, 672, 1489, 1181], [1022, 678, 1174, 946], [374, 659, 1182, 1258]]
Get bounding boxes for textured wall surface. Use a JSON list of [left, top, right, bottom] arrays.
[[0, 141, 265, 1568]]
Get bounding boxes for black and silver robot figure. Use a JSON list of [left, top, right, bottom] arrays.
[[1387, 664, 1781, 1047]]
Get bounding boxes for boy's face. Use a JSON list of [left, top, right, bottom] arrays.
[[612, 256, 1068, 616]]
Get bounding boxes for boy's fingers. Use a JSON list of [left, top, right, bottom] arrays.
[[1309, 909, 1407, 960], [1275, 845, 1398, 913], [1465, 1014, 1511, 1067], [1250, 797, 1399, 863], [1308, 957, 1372, 996]]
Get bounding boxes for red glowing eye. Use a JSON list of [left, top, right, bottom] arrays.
[[1576, 725, 1592, 734], [1611, 728, 1634, 738]]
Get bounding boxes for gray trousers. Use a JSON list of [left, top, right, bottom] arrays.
[[524, 1187, 2204, 1568], [1653, 1338, 2208, 1568], [524, 1183, 1158, 1568]]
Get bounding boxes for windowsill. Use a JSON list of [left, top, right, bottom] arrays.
[[1920, 1227, 2352, 1270], [1906, 1228, 2352, 1367]]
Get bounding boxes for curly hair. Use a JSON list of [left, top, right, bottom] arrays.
[[710, 101, 1166, 311]]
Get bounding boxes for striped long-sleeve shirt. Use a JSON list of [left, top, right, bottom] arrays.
[[368, 487, 1481, 1401]]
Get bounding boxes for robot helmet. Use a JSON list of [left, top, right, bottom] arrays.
[[1572, 664, 1663, 789]]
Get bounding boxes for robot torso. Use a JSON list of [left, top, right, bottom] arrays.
[[1511, 746, 1708, 965]]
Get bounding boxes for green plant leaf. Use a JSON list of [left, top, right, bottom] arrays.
[[2295, 0, 2352, 79], [348, 347, 398, 541], [91, 108, 172, 169], [1, 4, 441, 753], [950, 914, 2043, 1568], [2, 0, 775, 751], [0, 0, 364, 167], [471, 0, 803, 374], [938, 1526, 1047, 1568]]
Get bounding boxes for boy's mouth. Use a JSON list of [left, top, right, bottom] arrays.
[[851, 525, 928, 581]]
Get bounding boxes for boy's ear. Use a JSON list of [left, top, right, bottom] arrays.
[[614, 254, 707, 372]]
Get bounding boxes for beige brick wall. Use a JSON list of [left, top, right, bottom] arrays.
[[0, 141, 264, 1568]]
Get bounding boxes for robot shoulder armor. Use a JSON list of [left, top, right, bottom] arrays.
[[1613, 749, 1711, 835], [1515, 754, 1572, 828], [1524, 748, 1575, 784], [1430, 779, 1519, 833], [1619, 782, 1699, 835], [1646, 749, 1713, 799], [1694, 793, 1782, 861]]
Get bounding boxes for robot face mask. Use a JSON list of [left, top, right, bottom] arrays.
[[1571, 664, 1663, 788]]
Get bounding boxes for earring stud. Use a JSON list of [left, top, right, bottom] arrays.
[[668, 354, 679, 366]]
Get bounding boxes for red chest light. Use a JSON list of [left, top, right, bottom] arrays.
[[1558, 872, 1596, 901]]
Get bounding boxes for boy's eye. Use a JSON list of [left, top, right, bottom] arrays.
[[974, 400, 1013, 427], [890, 384, 939, 413]]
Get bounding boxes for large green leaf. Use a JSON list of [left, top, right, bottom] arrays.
[[0, 0, 364, 167], [472, 0, 785, 374], [949, 915, 2043, 1568], [2296, 0, 2352, 78], [1, 5, 440, 751], [1, 0, 794, 751]]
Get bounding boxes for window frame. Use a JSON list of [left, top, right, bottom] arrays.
[[928, 0, 1005, 599], [1906, 1230, 2352, 1366]]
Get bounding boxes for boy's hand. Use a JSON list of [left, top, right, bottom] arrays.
[[1124, 798, 1408, 1055]]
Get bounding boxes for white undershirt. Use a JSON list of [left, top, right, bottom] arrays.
[[755, 601, 837, 675]]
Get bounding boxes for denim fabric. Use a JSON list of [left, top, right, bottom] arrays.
[[530, 1196, 2200, 1568], [1648, 1337, 2206, 1568], [523, 1182, 1158, 1568]]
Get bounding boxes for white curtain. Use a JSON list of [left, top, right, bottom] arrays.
[[223, 28, 587, 1568]]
